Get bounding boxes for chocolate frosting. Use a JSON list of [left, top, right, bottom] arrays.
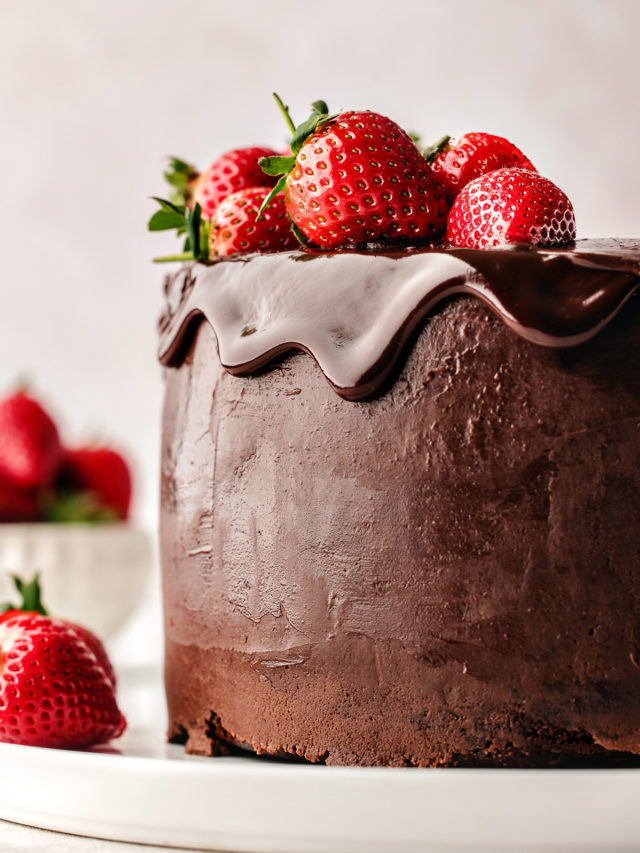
[[161, 288, 640, 766], [158, 239, 640, 400]]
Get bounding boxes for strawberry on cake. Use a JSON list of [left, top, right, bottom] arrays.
[[153, 96, 640, 766]]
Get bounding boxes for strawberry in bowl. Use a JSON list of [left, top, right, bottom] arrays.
[[0, 388, 150, 639]]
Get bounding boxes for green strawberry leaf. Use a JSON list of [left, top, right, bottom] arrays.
[[185, 203, 201, 258], [259, 155, 296, 177], [0, 573, 48, 616], [148, 197, 186, 231], [41, 491, 119, 523], [163, 157, 198, 206], [290, 100, 334, 155], [149, 196, 210, 262], [148, 209, 186, 231], [11, 574, 48, 615], [256, 174, 288, 220], [164, 156, 197, 187], [423, 135, 451, 164], [151, 197, 185, 214]]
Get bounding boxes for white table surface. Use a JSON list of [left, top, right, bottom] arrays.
[[0, 819, 201, 853]]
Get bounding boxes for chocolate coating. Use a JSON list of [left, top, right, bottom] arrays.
[[160, 244, 640, 766], [159, 240, 639, 400]]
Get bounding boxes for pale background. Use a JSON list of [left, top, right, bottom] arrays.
[[0, 0, 638, 662]]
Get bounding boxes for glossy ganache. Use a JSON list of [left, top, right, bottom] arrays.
[[159, 240, 639, 399], [160, 240, 640, 766]]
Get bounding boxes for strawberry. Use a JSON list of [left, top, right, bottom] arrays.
[[259, 97, 449, 249], [425, 132, 535, 201], [191, 147, 279, 219], [445, 167, 576, 249], [210, 187, 298, 257], [64, 621, 116, 688], [0, 575, 123, 748], [0, 392, 62, 491], [0, 476, 39, 522], [0, 612, 125, 748], [150, 148, 281, 264], [62, 446, 132, 521], [1, 576, 116, 687]]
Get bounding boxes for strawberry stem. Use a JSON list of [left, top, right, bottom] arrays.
[[273, 93, 296, 135], [153, 252, 195, 263]]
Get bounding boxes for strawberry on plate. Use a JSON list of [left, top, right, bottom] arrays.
[[445, 167, 576, 249], [210, 187, 298, 257], [425, 132, 535, 201], [3, 575, 116, 687], [61, 446, 132, 521], [0, 392, 62, 491], [0, 575, 125, 748], [259, 97, 450, 249]]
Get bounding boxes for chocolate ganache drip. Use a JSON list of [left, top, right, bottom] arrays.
[[158, 239, 640, 401]]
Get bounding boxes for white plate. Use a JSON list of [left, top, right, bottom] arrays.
[[0, 667, 638, 853]]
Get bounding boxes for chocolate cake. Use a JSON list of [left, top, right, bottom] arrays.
[[159, 240, 640, 766]]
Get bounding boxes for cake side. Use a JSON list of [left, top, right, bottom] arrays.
[[161, 289, 640, 766]]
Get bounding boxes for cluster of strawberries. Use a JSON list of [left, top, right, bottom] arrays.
[[0, 575, 125, 748], [0, 390, 131, 523], [149, 95, 576, 259]]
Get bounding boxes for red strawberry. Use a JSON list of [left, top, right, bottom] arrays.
[[63, 446, 132, 520], [445, 167, 576, 249], [0, 392, 62, 491], [260, 99, 449, 249], [192, 147, 279, 219], [64, 621, 116, 688], [1, 575, 116, 688], [210, 187, 298, 257], [0, 476, 39, 522], [0, 611, 125, 748], [426, 132, 535, 201]]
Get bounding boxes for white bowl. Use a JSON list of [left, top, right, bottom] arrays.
[[0, 524, 152, 639]]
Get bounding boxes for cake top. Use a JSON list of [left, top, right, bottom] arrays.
[[151, 95, 637, 399], [159, 241, 640, 400]]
